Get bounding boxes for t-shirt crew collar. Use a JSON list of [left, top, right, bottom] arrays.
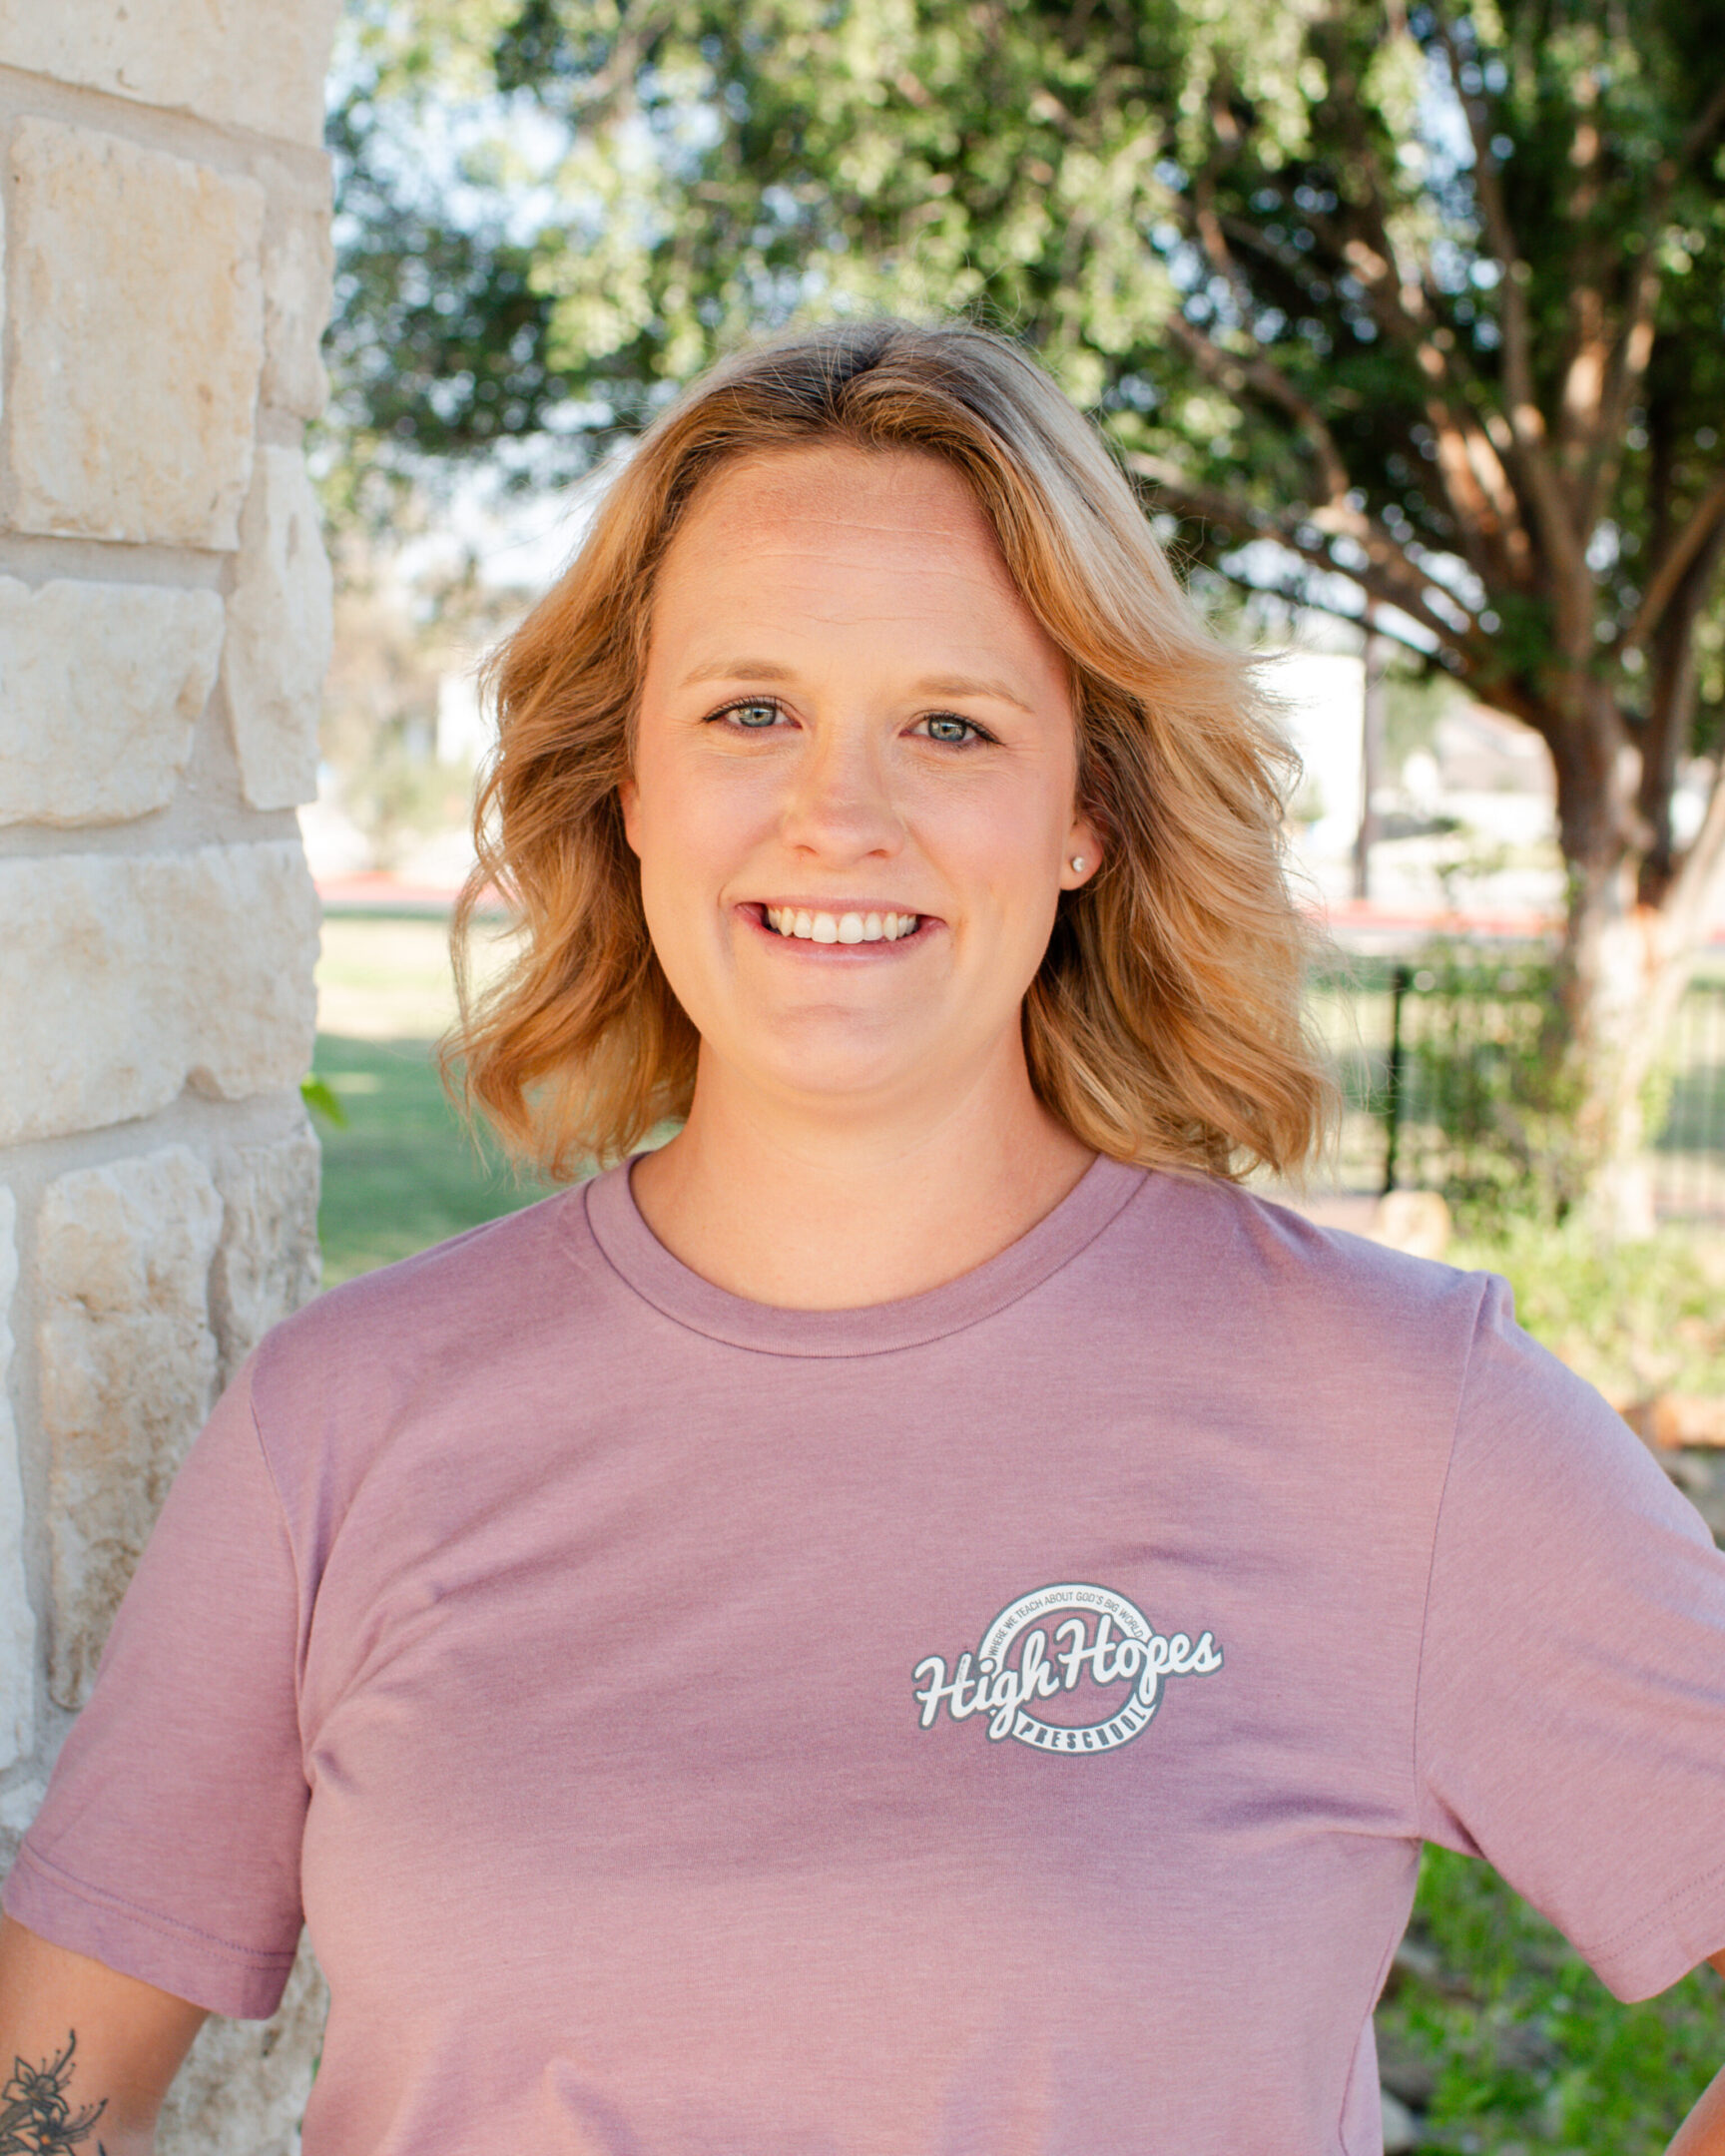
[[579, 1148, 1151, 1357]]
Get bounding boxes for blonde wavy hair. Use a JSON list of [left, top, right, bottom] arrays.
[[447, 317, 1333, 1181]]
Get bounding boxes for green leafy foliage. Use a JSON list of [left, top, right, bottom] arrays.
[[1453, 1212, 1725, 1401], [327, 2, 1725, 711], [1319, 946, 1725, 1236], [1398, 949, 1580, 1231], [1381, 1849, 1724, 2154], [300, 1072, 351, 1129], [1313, 947, 1580, 1230], [324, 1, 1725, 1194]]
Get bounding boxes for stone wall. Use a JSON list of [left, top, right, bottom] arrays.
[[0, 3, 340, 2145]]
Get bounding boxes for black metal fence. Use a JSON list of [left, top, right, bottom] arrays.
[[1308, 951, 1725, 1223]]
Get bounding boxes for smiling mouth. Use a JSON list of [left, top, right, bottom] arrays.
[[754, 904, 925, 945]]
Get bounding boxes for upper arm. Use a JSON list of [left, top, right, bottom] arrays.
[[1416, 1285, 1725, 2000], [0, 1914, 206, 2151], [5, 1359, 308, 2017]]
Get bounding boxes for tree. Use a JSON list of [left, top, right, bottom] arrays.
[[329, 0, 1725, 1226]]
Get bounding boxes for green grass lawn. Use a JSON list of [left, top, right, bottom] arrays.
[[310, 914, 1725, 2148], [313, 1030, 552, 1286], [312, 912, 553, 1286], [1381, 1852, 1722, 2153]]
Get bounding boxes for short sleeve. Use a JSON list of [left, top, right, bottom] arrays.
[[3, 1357, 307, 2016], [1417, 1278, 1725, 2000]]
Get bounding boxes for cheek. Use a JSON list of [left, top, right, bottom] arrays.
[[627, 736, 708, 868], [939, 774, 1073, 909], [644, 778, 769, 896], [627, 739, 779, 941]]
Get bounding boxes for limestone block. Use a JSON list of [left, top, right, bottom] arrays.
[[159, 1937, 327, 2156], [0, 1190, 35, 1771], [260, 158, 336, 420], [223, 450, 333, 809], [9, 122, 265, 548], [212, 1128, 322, 1386], [0, 843, 318, 1146], [37, 1147, 224, 1708], [0, 1780, 48, 1883], [0, 0, 342, 147], [0, 581, 225, 827]]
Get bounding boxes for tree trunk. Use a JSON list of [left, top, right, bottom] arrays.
[[1548, 689, 1724, 1241], [1554, 849, 1671, 1240]]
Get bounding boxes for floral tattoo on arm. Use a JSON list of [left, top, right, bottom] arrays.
[[0, 2033, 108, 2153]]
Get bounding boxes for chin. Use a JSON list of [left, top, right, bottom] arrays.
[[760, 1048, 925, 1105], [730, 1017, 937, 1106]]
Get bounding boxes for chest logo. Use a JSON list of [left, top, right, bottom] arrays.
[[912, 1581, 1222, 1754]]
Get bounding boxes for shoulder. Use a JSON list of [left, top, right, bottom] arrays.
[[247, 1185, 603, 1465], [271, 1181, 582, 1346], [1126, 1170, 1492, 1362], [1150, 1182, 1678, 1523]]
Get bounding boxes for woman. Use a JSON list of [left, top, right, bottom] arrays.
[[3, 319, 1724, 2155]]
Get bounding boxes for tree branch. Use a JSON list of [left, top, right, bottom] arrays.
[[1198, 37, 1535, 595], [1678, 74, 1725, 174], [1162, 312, 1353, 506], [1308, 156, 1532, 588], [1624, 467, 1725, 651], [1581, 78, 1725, 530], [1667, 749, 1725, 954], [1122, 449, 1472, 648], [1430, 5, 1589, 617], [1582, 270, 1660, 534]]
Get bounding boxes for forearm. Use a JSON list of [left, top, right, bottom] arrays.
[[0, 1915, 206, 2153], [1669, 2062, 1725, 2156]]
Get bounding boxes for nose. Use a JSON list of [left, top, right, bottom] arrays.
[[778, 718, 904, 864]]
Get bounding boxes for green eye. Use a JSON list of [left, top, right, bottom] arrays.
[[922, 715, 976, 744], [732, 700, 781, 728]]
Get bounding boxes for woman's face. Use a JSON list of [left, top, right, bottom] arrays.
[[622, 442, 1098, 1115]]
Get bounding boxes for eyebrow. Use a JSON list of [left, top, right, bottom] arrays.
[[678, 659, 1038, 717]]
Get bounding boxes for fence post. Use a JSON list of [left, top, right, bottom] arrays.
[[1383, 963, 1411, 1197]]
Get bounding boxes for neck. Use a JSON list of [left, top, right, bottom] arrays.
[[628, 1040, 1096, 1310]]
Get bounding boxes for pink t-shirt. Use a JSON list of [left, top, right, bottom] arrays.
[[10, 1157, 1725, 2154]]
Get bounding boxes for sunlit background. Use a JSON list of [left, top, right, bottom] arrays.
[[303, 11, 1725, 2145]]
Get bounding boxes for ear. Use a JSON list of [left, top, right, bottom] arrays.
[[1059, 808, 1103, 890], [618, 775, 642, 855]]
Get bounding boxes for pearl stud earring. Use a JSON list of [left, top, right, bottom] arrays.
[[1070, 855, 1087, 873]]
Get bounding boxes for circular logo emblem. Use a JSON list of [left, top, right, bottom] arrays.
[[912, 1580, 1223, 1755]]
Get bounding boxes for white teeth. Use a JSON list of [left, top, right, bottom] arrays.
[[764, 907, 919, 942]]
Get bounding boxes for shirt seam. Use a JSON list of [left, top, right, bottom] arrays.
[[572, 1162, 1151, 1359], [241, 1359, 313, 1757], [1408, 1272, 1496, 1839], [1582, 1846, 1725, 1964], [10, 1842, 297, 1969], [1336, 1889, 1412, 2154]]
